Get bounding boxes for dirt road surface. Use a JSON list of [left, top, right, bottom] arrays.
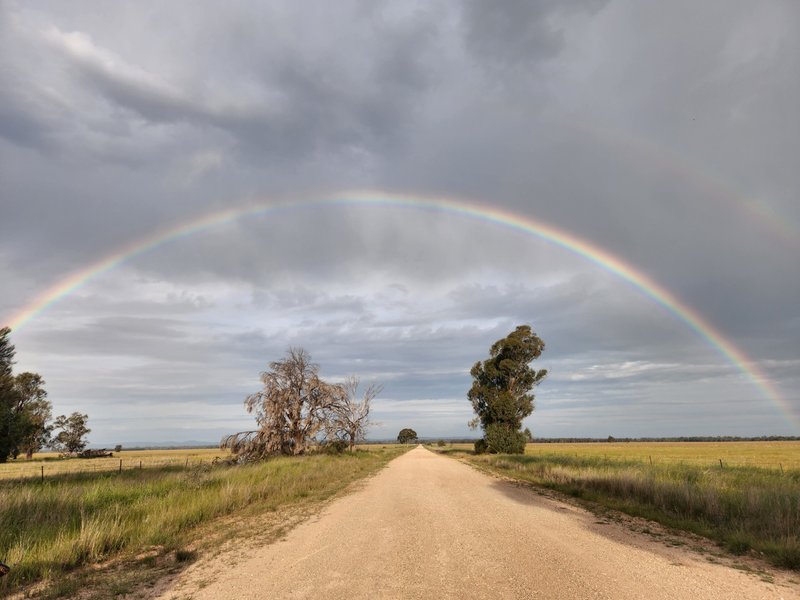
[[158, 447, 798, 599]]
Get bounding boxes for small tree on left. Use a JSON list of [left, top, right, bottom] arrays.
[[15, 372, 52, 458], [0, 327, 53, 462], [52, 412, 91, 454], [0, 327, 18, 462]]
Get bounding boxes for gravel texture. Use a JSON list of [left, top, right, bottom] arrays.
[[157, 446, 798, 599]]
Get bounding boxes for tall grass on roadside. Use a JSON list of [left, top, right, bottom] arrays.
[[469, 452, 800, 570], [0, 447, 404, 592]]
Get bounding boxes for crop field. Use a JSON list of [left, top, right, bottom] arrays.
[[445, 440, 800, 470], [0, 445, 406, 597], [526, 441, 800, 469], [439, 441, 800, 570], [0, 447, 230, 481]]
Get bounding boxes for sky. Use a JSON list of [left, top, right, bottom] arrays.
[[1, 0, 799, 445]]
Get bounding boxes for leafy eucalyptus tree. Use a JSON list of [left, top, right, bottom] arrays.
[[14, 372, 52, 458], [52, 412, 90, 454], [397, 428, 418, 444], [0, 327, 53, 461], [0, 327, 17, 462], [468, 325, 547, 454]]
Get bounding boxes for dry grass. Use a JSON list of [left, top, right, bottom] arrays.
[[523, 441, 800, 470], [443, 441, 800, 470], [0, 446, 406, 597], [438, 441, 800, 570], [0, 448, 228, 481]]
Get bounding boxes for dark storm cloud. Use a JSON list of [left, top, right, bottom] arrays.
[[27, 4, 438, 163], [461, 0, 608, 66], [375, 0, 800, 365]]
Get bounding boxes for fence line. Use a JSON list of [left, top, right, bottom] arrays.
[[0, 456, 225, 483]]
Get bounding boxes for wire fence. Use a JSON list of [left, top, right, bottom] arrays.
[[0, 452, 228, 483]]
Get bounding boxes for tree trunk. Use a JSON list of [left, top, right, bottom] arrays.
[[292, 430, 305, 455]]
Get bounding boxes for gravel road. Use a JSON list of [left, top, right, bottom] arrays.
[[158, 446, 797, 599]]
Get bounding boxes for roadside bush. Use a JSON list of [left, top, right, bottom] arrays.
[[474, 438, 488, 454], [436, 440, 446, 447], [319, 440, 348, 454], [485, 423, 526, 454]]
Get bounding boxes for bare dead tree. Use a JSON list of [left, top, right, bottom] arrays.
[[221, 348, 341, 459], [324, 376, 382, 452]]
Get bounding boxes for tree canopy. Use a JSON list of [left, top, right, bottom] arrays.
[[52, 412, 91, 454], [0, 327, 53, 461], [468, 325, 546, 454], [397, 428, 418, 444], [14, 372, 52, 458]]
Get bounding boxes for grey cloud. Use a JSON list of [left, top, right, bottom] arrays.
[[461, 0, 608, 67], [2, 1, 798, 440], [34, 7, 438, 163]]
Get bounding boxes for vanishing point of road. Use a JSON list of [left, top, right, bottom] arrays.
[[158, 446, 797, 599]]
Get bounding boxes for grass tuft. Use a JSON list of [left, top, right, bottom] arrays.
[[446, 445, 800, 572]]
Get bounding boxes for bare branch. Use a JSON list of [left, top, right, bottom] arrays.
[[222, 348, 346, 458]]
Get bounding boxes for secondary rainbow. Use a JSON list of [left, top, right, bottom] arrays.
[[4, 190, 793, 427], [565, 117, 799, 247]]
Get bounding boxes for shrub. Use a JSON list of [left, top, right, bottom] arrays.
[[485, 423, 526, 454], [436, 440, 446, 447], [320, 439, 348, 454], [474, 438, 488, 454]]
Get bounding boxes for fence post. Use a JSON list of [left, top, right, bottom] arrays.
[[649, 455, 652, 465], [41, 465, 44, 482], [718, 458, 723, 468], [119, 459, 122, 473], [140, 460, 143, 469]]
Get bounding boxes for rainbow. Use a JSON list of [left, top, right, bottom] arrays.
[[565, 117, 800, 248], [4, 190, 794, 427]]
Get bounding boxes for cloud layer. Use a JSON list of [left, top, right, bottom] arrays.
[[2, 0, 799, 443]]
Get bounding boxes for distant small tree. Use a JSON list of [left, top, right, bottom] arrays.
[[523, 427, 534, 443], [52, 412, 90, 454], [397, 428, 417, 444], [114, 444, 123, 453]]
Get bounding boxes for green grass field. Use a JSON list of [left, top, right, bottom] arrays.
[[0, 446, 406, 596], [439, 441, 800, 570]]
